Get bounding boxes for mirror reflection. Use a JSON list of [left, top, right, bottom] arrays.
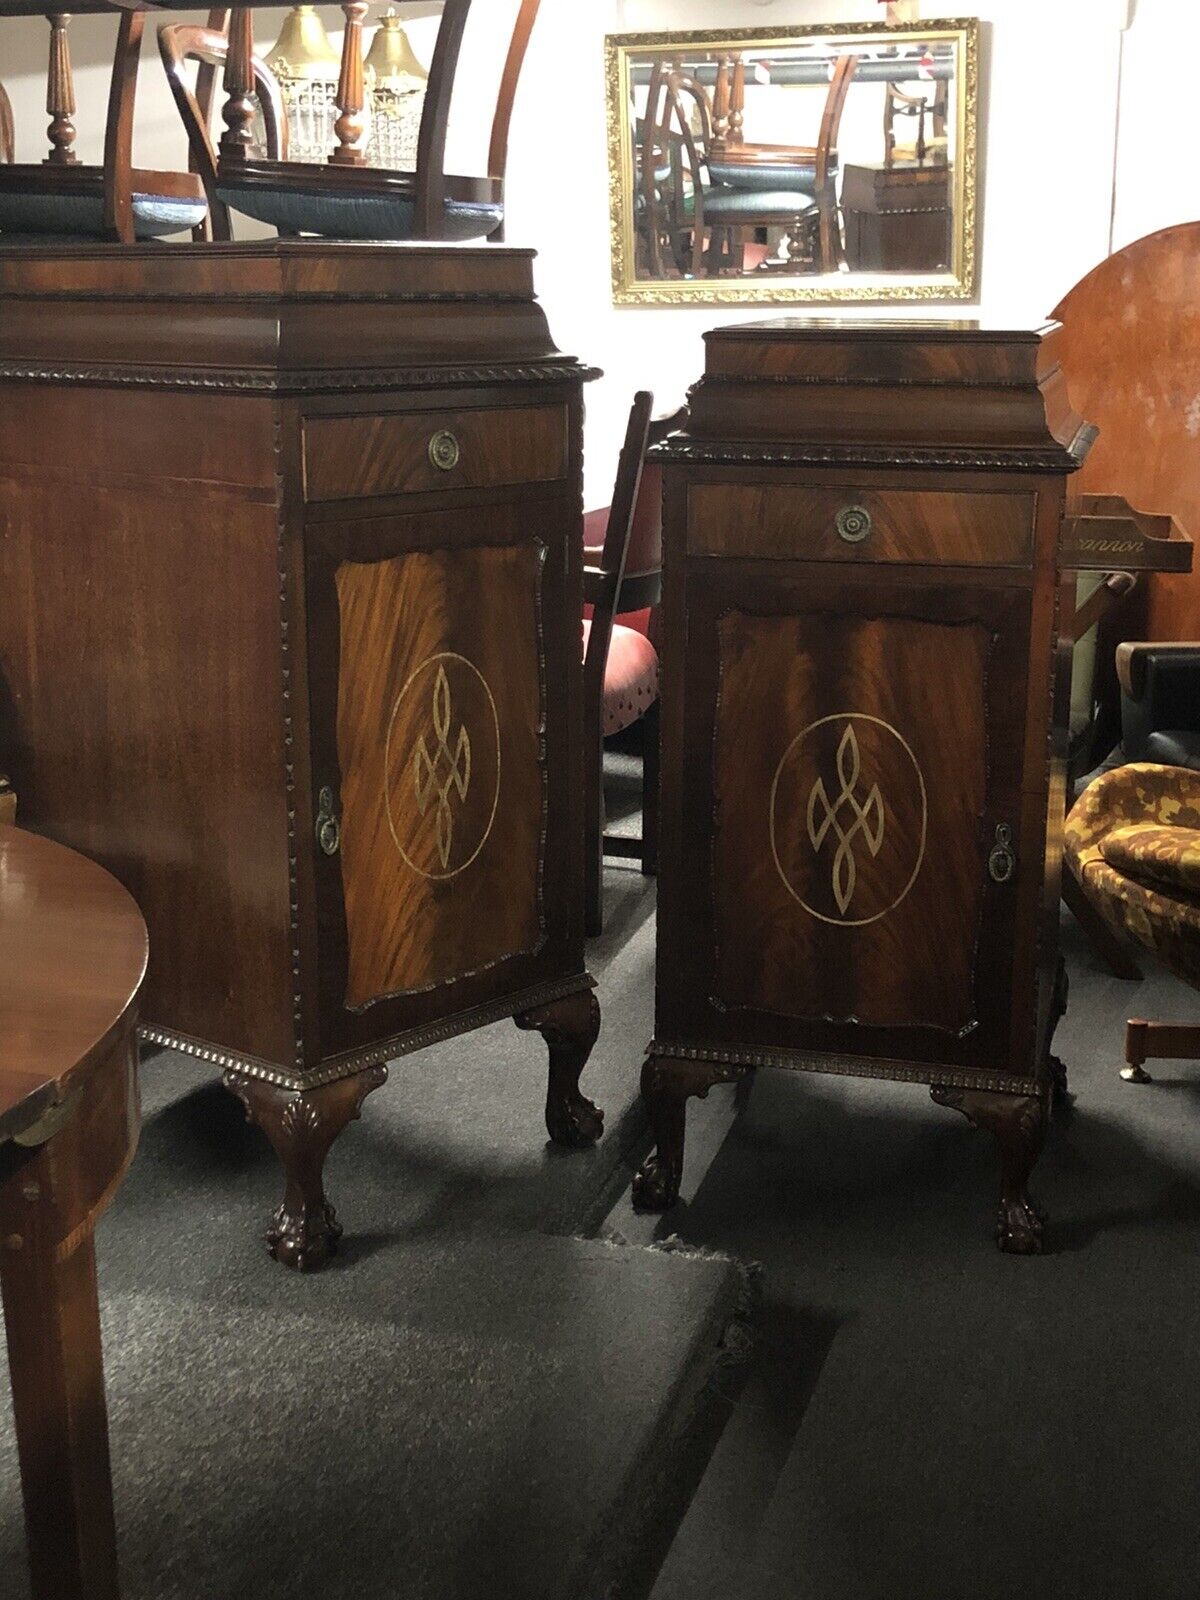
[[608, 22, 976, 305]]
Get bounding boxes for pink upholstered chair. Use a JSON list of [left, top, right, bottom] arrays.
[[582, 394, 686, 935]]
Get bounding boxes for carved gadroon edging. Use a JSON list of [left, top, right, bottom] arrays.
[[140, 970, 597, 1091], [0, 361, 603, 395], [650, 436, 1092, 473], [651, 1040, 1041, 1097]]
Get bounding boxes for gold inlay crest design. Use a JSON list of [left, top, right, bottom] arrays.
[[384, 652, 500, 881], [412, 664, 472, 870], [806, 722, 885, 916], [769, 712, 927, 927]]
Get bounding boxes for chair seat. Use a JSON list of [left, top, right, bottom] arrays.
[[1100, 824, 1200, 898], [0, 187, 206, 240], [1065, 763, 1200, 987], [582, 618, 658, 737], [702, 184, 817, 218], [707, 157, 819, 192], [216, 183, 503, 242]]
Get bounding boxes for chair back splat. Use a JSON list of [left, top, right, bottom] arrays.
[[159, 10, 287, 241], [0, 11, 208, 244], [211, 0, 542, 243], [0, 82, 13, 165]]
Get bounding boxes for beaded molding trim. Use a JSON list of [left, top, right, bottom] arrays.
[[650, 1039, 1042, 1097], [650, 431, 1094, 474], [140, 970, 596, 1091], [0, 360, 602, 396]]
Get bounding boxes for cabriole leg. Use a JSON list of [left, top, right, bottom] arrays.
[[514, 989, 603, 1148], [224, 1066, 387, 1271], [931, 1085, 1047, 1254], [632, 1055, 740, 1212]]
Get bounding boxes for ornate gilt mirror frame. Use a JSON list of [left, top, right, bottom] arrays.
[[606, 18, 978, 306]]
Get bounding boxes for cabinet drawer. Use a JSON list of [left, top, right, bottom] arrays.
[[303, 404, 568, 503], [688, 484, 1035, 567]]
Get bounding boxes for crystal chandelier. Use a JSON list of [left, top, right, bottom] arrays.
[[365, 8, 428, 171], [266, 5, 342, 165]]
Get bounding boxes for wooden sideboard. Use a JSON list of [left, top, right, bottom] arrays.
[[0, 241, 601, 1270], [634, 320, 1094, 1252], [1, 824, 147, 1600]]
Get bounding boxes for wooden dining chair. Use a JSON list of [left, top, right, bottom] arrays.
[[159, 10, 288, 242], [0, 81, 13, 166], [212, 0, 540, 242], [0, 12, 208, 243], [704, 52, 859, 274], [583, 395, 687, 935]]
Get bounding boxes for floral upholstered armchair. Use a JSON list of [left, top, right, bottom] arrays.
[[1064, 762, 1200, 1081]]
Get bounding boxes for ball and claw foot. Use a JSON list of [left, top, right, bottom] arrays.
[[514, 989, 604, 1150], [266, 1199, 342, 1272], [996, 1194, 1046, 1255], [631, 1152, 680, 1212]]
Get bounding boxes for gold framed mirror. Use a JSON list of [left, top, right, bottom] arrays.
[[606, 18, 978, 306]]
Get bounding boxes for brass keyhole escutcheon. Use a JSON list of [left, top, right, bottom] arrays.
[[988, 823, 1016, 884], [316, 785, 341, 857], [835, 505, 872, 544], [428, 429, 461, 472]]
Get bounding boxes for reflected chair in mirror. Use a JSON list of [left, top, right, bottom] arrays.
[[582, 395, 686, 935], [884, 76, 949, 167], [0, 81, 12, 165], [159, 11, 289, 242], [212, 0, 539, 241], [639, 64, 713, 279], [0, 11, 208, 243], [698, 52, 858, 275], [1065, 761, 1200, 1084]]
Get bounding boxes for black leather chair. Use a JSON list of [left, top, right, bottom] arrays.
[[1118, 642, 1200, 770]]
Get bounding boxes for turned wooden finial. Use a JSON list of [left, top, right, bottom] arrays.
[[219, 7, 257, 162], [729, 54, 745, 147], [45, 13, 78, 165], [329, 1, 369, 166]]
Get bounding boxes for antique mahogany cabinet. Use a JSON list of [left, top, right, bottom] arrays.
[[0, 241, 602, 1269], [633, 319, 1188, 1252]]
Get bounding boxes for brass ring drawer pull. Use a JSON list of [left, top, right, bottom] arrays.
[[835, 505, 872, 544], [428, 429, 461, 472], [316, 786, 341, 857], [988, 823, 1016, 884]]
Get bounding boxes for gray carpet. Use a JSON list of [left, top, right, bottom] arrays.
[[1, 862, 753, 1600], [646, 911, 1200, 1600]]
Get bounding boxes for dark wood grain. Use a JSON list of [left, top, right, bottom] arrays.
[[636, 319, 1086, 1250], [334, 540, 544, 1003], [303, 404, 567, 502], [0, 825, 146, 1600], [0, 242, 596, 1268], [688, 482, 1034, 566]]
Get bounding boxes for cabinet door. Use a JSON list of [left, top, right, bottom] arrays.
[[305, 496, 580, 1058], [661, 564, 1038, 1079]]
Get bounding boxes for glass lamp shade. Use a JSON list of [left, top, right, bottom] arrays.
[[366, 8, 428, 171], [266, 5, 342, 164]]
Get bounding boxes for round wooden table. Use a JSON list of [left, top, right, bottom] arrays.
[[0, 824, 147, 1600]]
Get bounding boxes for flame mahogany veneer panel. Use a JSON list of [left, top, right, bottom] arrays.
[[334, 540, 545, 1006], [713, 609, 992, 1033]]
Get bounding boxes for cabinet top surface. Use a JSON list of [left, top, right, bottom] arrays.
[[707, 318, 1056, 344]]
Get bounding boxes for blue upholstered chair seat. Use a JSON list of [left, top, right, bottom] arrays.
[[699, 185, 817, 218], [216, 184, 504, 242], [706, 158, 821, 192], [0, 189, 207, 240]]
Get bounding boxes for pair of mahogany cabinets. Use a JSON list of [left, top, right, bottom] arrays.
[[0, 241, 1183, 1263]]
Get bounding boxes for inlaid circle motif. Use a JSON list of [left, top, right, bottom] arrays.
[[384, 652, 500, 881], [768, 712, 927, 927]]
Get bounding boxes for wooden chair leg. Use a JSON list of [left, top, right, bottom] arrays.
[[584, 725, 604, 939], [1122, 1018, 1200, 1084], [1062, 869, 1142, 980], [641, 697, 659, 877]]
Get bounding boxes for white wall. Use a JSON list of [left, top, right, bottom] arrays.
[[0, 0, 1189, 505]]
